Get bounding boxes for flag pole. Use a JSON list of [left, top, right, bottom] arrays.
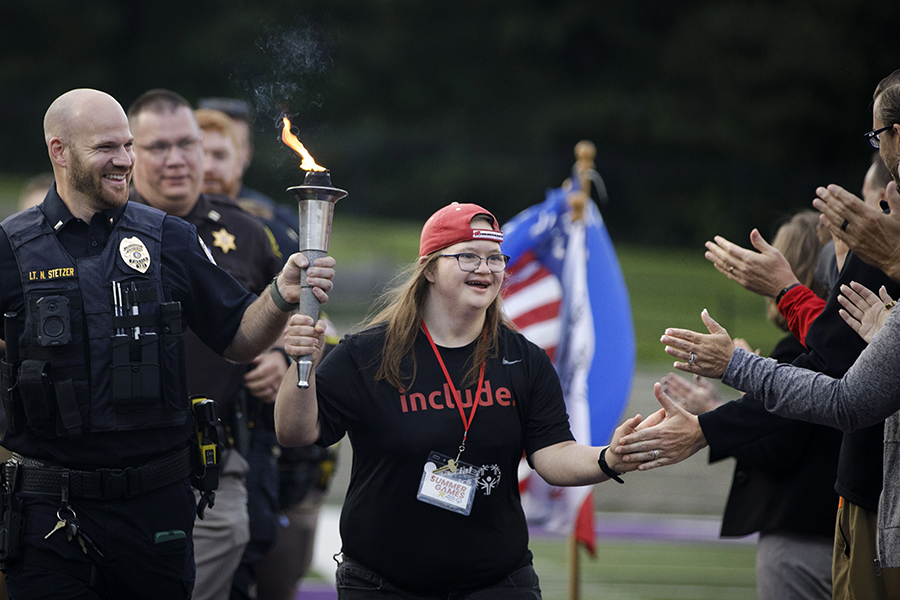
[[567, 533, 580, 600], [565, 140, 595, 600]]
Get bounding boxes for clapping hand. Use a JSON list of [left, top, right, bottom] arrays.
[[813, 183, 900, 281], [838, 281, 895, 344], [705, 230, 800, 298]]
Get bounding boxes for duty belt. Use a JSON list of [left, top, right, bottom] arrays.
[[8, 447, 192, 500]]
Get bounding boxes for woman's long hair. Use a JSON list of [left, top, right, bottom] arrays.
[[362, 254, 511, 391]]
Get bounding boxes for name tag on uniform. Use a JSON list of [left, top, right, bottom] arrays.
[[417, 451, 477, 516]]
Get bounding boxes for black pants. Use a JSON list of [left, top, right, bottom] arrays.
[[335, 555, 542, 600], [6, 479, 195, 600]]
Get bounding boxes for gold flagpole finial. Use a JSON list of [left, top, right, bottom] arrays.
[[568, 140, 595, 222]]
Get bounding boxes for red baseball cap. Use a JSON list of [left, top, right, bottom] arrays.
[[419, 203, 504, 258]]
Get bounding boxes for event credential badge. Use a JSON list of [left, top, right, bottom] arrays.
[[119, 237, 150, 274], [417, 451, 477, 516]]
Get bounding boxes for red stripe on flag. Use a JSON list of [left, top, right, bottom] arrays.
[[575, 491, 596, 556], [511, 300, 562, 330]]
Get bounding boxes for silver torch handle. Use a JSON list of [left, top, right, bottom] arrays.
[[288, 171, 346, 390], [296, 249, 327, 389]]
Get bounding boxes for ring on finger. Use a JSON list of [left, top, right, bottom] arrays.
[[653, 449, 659, 461], [688, 352, 697, 365]]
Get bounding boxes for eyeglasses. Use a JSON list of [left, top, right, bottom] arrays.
[[864, 125, 894, 149], [438, 252, 510, 273], [136, 137, 201, 158]]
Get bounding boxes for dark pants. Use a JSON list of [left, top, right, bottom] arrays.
[[335, 556, 542, 600], [230, 427, 281, 600], [6, 478, 195, 600]]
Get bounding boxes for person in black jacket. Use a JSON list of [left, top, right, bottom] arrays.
[[661, 211, 841, 599]]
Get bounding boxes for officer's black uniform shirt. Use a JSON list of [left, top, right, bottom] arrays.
[[0, 185, 257, 468], [0, 185, 127, 312], [131, 190, 281, 416]]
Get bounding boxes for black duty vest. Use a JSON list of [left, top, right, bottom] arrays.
[[0, 202, 188, 438]]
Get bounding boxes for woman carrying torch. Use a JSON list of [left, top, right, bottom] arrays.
[[274, 202, 657, 599]]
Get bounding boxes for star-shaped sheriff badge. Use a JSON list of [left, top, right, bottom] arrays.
[[211, 228, 236, 254]]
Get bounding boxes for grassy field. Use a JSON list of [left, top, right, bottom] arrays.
[[530, 537, 757, 600]]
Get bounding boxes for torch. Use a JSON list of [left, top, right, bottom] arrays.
[[281, 118, 347, 388]]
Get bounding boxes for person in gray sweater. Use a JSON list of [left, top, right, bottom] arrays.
[[650, 289, 900, 568]]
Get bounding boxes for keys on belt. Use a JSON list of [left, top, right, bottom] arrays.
[[43, 506, 103, 560]]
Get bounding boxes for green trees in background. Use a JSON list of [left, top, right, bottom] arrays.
[[0, 0, 894, 246]]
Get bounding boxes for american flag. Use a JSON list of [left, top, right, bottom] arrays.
[[503, 250, 562, 362], [502, 179, 635, 554]]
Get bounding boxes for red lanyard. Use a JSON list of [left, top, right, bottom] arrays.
[[421, 321, 485, 449]]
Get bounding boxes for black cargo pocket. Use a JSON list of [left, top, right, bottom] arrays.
[[1, 359, 23, 435], [110, 334, 160, 405], [159, 302, 188, 412], [17, 360, 56, 437]]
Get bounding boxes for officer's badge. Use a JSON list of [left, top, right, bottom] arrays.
[[211, 228, 237, 254], [119, 237, 150, 273]]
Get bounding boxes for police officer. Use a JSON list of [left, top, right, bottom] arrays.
[[0, 88, 334, 599], [127, 92, 288, 600], [191, 105, 338, 600]]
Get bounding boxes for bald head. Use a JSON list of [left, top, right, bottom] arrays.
[[44, 89, 126, 146], [43, 89, 134, 221]]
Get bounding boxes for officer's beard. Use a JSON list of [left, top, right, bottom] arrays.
[[68, 150, 131, 211]]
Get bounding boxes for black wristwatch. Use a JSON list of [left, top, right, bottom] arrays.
[[775, 283, 800, 305], [598, 447, 624, 484]]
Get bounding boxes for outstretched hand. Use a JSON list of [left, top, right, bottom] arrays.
[[602, 410, 664, 474], [660, 309, 736, 379], [660, 373, 723, 416], [705, 229, 799, 298], [838, 281, 895, 344], [614, 383, 708, 471]]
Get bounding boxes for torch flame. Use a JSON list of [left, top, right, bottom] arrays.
[[280, 117, 326, 172]]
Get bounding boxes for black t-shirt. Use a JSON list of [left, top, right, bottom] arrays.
[[315, 323, 574, 593]]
